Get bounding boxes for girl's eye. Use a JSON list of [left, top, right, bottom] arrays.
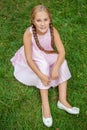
[[36, 18, 48, 22], [44, 18, 48, 21], [36, 19, 41, 22]]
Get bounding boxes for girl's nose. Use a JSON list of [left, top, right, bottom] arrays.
[[41, 21, 45, 25]]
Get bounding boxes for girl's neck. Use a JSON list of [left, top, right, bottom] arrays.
[[36, 28, 49, 36]]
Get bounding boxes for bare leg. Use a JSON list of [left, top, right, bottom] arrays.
[[58, 81, 72, 108], [40, 89, 51, 118]]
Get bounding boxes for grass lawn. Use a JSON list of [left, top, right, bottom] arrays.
[[0, 0, 87, 130]]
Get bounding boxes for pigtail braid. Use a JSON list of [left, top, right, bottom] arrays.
[[49, 22, 54, 48], [32, 24, 57, 54]]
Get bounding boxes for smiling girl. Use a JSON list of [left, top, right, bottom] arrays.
[[11, 5, 80, 127]]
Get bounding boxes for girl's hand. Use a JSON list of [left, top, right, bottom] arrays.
[[51, 65, 59, 80], [40, 74, 51, 86]]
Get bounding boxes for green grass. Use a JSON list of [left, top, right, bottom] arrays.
[[0, 0, 87, 130]]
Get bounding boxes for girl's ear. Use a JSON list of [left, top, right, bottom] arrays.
[[31, 19, 35, 25], [32, 20, 35, 26], [32, 23, 36, 29]]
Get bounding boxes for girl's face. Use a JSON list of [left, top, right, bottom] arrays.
[[33, 11, 50, 35]]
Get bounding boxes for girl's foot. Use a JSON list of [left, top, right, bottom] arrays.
[[42, 115, 53, 127], [58, 100, 72, 108], [42, 105, 53, 127], [57, 100, 80, 114]]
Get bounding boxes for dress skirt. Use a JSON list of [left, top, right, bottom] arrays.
[[10, 46, 71, 89]]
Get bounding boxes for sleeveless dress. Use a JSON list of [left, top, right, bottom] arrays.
[[10, 27, 71, 89]]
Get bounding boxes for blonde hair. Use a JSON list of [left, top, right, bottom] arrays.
[[31, 5, 57, 54], [31, 5, 52, 23]]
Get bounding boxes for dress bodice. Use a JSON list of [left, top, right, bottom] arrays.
[[29, 26, 53, 52]]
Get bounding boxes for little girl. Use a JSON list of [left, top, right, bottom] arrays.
[[11, 5, 80, 127]]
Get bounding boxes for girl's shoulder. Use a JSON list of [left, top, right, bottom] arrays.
[[53, 26, 60, 36], [24, 26, 32, 34], [24, 26, 33, 34], [23, 26, 32, 40], [53, 26, 58, 32]]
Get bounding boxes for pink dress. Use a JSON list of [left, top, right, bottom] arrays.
[[10, 27, 71, 89]]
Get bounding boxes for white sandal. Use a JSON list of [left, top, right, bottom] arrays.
[[42, 115, 53, 127], [42, 107, 53, 127], [57, 101, 80, 114]]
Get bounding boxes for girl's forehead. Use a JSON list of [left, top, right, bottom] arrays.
[[35, 11, 49, 18]]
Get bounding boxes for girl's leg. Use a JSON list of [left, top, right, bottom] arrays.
[[58, 81, 72, 108], [40, 89, 51, 118]]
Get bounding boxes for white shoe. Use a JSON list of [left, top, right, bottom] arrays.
[[57, 101, 80, 114], [42, 115, 53, 127]]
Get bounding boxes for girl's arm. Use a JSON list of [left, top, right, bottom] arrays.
[[51, 27, 65, 79], [24, 29, 50, 86]]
